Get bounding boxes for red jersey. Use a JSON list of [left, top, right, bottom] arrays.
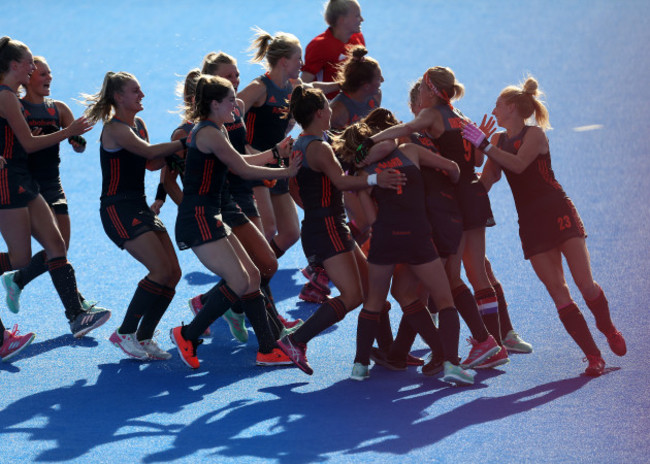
[[302, 28, 365, 98]]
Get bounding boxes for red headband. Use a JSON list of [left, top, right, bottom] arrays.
[[423, 72, 452, 109]]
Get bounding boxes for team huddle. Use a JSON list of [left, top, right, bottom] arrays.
[[0, 0, 626, 384]]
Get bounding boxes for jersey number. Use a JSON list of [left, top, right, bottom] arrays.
[[557, 215, 572, 231], [463, 139, 473, 163]]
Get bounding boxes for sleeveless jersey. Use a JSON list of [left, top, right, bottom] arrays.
[[496, 126, 567, 212], [245, 73, 291, 150], [330, 92, 378, 128], [294, 133, 345, 217], [181, 120, 228, 207], [409, 132, 453, 189], [100, 118, 149, 202], [0, 85, 28, 171], [170, 120, 194, 183], [21, 98, 61, 180], [430, 104, 475, 180], [363, 148, 431, 234]]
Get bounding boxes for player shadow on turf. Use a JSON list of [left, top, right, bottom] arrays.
[[0, 333, 295, 461], [139, 370, 506, 463], [0, 334, 98, 369]]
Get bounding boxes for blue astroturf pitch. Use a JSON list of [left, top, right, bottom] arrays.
[[1, 1, 649, 462]]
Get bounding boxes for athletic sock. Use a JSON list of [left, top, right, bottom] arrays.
[[437, 306, 461, 364], [0, 318, 5, 346], [292, 297, 347, 345], [389, 316, 417, 360], [183, 282, 238, 341], [262, 294, 284, 340], [475, 287, 501, 344], [120, 277, 163, 334], [240, 290, 276, 353], [453, 284, 489, 343], [584, 285, 616, 335], [137, 285, 174, 340], [0, 252, 11, 273], [14, 250, 47, 290], [199, 281, 219, 306], [269, 238, 285, 259], [493, 283, 515, 336], [402, 300, 443, 359], [47, 257, 83, 321], [376, 301, 394, 352], [557, 302, 601, 357], [354, 308, 381, 365]]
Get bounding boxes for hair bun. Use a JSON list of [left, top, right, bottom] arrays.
[[523, 77, 538, 95]]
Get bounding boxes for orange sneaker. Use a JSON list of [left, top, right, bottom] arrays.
[[256, 347, 293, 366], [170, 326, 202, 369]]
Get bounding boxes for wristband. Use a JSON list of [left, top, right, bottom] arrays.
[[272, 145, 280, 161], [483, 143, 493, 153], [478, 138, 490, 151], [179, 137, 188, 149], [367, 173, 378, 186], [155, 183, 167, 202]]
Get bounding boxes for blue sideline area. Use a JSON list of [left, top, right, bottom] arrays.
[[1, 1, 649, 462]]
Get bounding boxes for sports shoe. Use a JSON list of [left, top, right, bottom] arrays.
[[109, 330, 149, 360], [584, 354, 605, 377], [81, 299, 109, 313], [442, 361, 475, 386], [277, 334, 313, 375], [0, 324, 35, 362], [474, 345, 509, 369], [503, 330, 533, 354], [407, 353, 425, 366], [1, 271, 22, 314], [350, 362, 370, 381], [605, 330, 626, 356], [170, 326, 202, 369], [422, 355, 444, 376], [140, 338, 172, 360], [301, 265, 331, 294], [223, 308, 248, 343], [299, 282, 330, 304], [256, 347, 293, 366], [188, 295, 210, 336], [70, 308, 111, 338], [370, 347, 407, 371], [277, 313, 304, 330], [460, 335, 501, 368]]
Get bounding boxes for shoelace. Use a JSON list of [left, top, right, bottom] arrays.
[[9, 324, 20, 338]]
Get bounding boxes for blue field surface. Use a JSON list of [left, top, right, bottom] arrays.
[[1, 1, 649, 462]]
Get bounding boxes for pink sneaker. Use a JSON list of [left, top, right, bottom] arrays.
[[301, 265, 331, 294], [0, 324, 35, 362], [188, 295, 210, 336], [460, 335, 501, 368], [584, 354, 605, 377], [277, 335, 313, 375], [605, 330, 626, 356], [277, 313, 304, 330], [474, 345, 509, 369], [299, 282, 329, 304]]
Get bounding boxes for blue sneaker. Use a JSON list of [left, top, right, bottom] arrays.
[[1, 271, 22, 314], [441, 361, 475, 386], [350, 362, 370, 381]]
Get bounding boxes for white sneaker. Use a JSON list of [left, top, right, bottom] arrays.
[[109, 330, 149, 360], [503, 330, 533, 354], [140, 338, 171, 360], [350, 362, 370, 381]]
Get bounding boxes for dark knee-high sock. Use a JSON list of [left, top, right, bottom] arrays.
[[13, 250, 47, 289], [47, 257, 83, 321], [584, 285, 616, 335], [376, 301, 394, 352], [120, 278, 163, 334], [557, 302, 600, 357], [427, 296, 439, 315], [402, 300, 444, 358], [199, 281, 220, 306], [262, 294, 284, 339], [137, 285, 174, 340], [389, 316, 417, 360], [0, 253, 11, 273], [493, 283, 514, 336], [0, 318, 5, 346], [183, 282, 238, 341], [475, 287, 501, 344], [292, 297, 347, 345], [453, 284, 489, 342], [355, 308, 380, 365], [438, 306, 461, 364], [270, 239, 285, 259], [241, 290, 276, 353]]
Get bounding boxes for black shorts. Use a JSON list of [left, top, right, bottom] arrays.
[[368, 224, 438, 266], [455, 178, 495, 231], [229, 179, 259, 218], [270, 178, 290, 195], [221, 193, 250, 228], [301, 213, 355, 265], [100, 198, 166, 249], [175, 202, 230, 250], [35, 176, 68, 215], [426, 184, 463, 258], [0, 168, 39, 209], [518, 195, 586, 260]]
